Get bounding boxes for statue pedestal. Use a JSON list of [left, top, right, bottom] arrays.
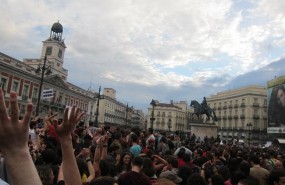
[[189, 123, 218, 140]]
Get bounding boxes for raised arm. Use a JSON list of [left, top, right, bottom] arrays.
[[0, 90, 42, 185], [53, 106, 84, 185]]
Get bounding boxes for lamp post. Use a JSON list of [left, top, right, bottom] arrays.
[[125, 103, 128, 127], [94, 86, 103, 127], [150, 99, 156, 129], [35, 55, 52, 116], [246, 122, 252, 146]]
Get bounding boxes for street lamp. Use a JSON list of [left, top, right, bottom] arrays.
[[246, 122, 252, 146], [94, 86, 103, 127], [150, 99, 156, 129], [35, 55, 52, 116]]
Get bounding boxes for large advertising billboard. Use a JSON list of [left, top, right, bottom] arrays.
[[267, 76, 285, 133]]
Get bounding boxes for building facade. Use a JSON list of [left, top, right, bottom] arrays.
[[207, 85, 268, 145], [146, 100, 188, 132]]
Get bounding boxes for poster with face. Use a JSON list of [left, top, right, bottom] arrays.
[[267, 77, 285, 133]]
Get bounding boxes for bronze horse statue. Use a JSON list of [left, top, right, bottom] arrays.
[[190, 100, 218, 122]]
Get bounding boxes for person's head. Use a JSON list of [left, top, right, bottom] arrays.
[[131, 156, 144, 169], [166, 156, 178, 170], [187, 173, 207, 185], [239, 161, 251, 176], [108, 144, 120, 155], [217, 165, 231, 181], [142, 157, 156, 177], [120, 152, 132, 166], [153, 178, 176, 185], [177, 165, 192, 185], [275, 160, 284, 169], [130, 133, 138, 143], [209, 174, 225, 185], [250, 155, 260, 165], [268, 169, 285, 185], [90, 176, 117, 185], [36, 165, 54, 185]]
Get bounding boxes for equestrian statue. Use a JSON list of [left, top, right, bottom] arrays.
[[190, 97, 218, 123]]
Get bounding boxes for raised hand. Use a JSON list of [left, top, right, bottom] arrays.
[[53, 106, 84, 140], [0, 90, 33, 154]]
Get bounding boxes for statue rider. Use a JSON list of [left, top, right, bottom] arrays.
[[200, 97, 208, 113]]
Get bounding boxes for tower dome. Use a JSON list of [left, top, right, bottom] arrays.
[[50, 21, 63, 41], [51, 22, 63, 33]]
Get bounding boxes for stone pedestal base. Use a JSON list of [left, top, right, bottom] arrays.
[[189, 123, 218, 140]]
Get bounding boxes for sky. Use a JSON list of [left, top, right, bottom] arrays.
[[0, 0, 285, 111]]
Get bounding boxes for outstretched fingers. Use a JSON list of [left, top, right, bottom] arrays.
[[9, 92, 19, 124], [0, 89, 8, 122], [22, 103, 33, 129]]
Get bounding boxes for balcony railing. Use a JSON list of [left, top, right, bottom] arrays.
[[253, 114, 259, 119], [240, 114, 245, 119], [228, 105, 233, 108], [223, 106, 227, 109], [241, 103, 246, 107], [263, 115, 267, 119], [228, 115, 233, 119], [234, 115, 238, 119], [253, 103, 259, 107], [234, 104, 239, 108], [222, 116, 227, 119], [218, 106, 222, 110]]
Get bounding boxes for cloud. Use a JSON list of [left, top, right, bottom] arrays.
[[0, 0, 285, 111]]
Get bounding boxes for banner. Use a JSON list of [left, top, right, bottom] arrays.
[[267, 76, 285, 133], [42, 89, 53, 99]]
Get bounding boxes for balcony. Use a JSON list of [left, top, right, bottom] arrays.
[[253, 103, 259, 107], [218, 106, 222, 110], [223, 106, 227, 109], [156, 113, 160, 117], [228, 105, 233, 109], [228, 115, 233, 119], [253, 114, 259, 119], [263, 115, 267, 119], [234, 104, 239, 108], [240, 103, 246, 107], [240, 114, 245, 119], [21, 95, 29, 101], [234, 115, 239, 119], [263, 104, 267, 108], [223, 116, 227, 119]]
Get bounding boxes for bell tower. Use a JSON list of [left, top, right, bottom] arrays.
[[40, 22, 68, 81]]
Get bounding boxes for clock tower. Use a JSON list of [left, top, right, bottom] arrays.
[[23, 22, 69, 81], [40, 22, 68, 81]]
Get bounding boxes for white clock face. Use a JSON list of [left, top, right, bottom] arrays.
[[58, 49, 62, 58]]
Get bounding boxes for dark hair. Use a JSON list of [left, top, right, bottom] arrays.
[[142, 158, 156, 177], [210, 174, 224, 185], [117, 152, 132, 173], [132, 156, 144, 167], [36, 165, 53, 185], [90, 176, 117, 185], [239, 161, 251, 176], [130, 133, 138, 143], [76, 158, 89, 177], [166, 156, 178, 168], [250, 155, 260, 165], [177, 165, 193, 185], [217, 165, 230, 181], [268, 169, 285, 185], [187, 173, 207, 185]]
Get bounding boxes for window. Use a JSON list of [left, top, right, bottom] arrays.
[[32, 88, 38, 98], [12, 81, 19, 92], [0, 78, 7, 90], [22, 85, 29, 96], [46, 47, 52, 55]]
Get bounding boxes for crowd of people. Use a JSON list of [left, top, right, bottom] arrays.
[[1, 89, 285, 185]]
